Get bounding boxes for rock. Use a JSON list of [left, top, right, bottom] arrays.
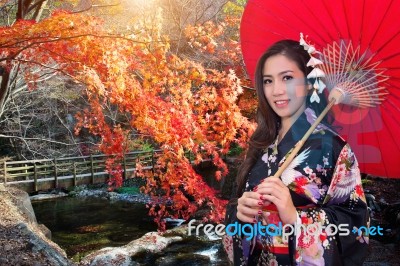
[[71, 188, 151, 204], [88, 248, 131, 266], [38, 223, 52, 239], [0, 187, 74, 266], [12, 189, 37, 223], [30, 192, 68, 202], [80, 228, 184, 265], [155, 253, 211, 265], [17, 223, 71, 266], [125, 231, 182, 253]]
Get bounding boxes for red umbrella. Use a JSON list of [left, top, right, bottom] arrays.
[[240, 0, 400, 178]]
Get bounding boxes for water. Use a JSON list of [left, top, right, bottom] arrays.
[[32, 197, 157, 261], [133, 239, 228, 265], [32, 196, 231, 265]]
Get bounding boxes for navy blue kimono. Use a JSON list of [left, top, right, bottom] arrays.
[[223, 107, 369, 265]]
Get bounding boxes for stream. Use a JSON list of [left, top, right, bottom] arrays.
[[32, 196, 229, 265], [32, 197, 157, 261]]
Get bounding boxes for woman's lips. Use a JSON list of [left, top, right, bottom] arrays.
[[274, 100, 290, 108]]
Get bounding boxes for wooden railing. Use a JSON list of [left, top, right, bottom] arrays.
[[1, 150, 169, 192]]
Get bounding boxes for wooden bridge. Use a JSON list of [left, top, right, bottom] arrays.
[[1, 150, 198, 193]]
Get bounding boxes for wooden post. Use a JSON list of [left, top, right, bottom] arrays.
[[3, 161, 6, 184], [54, 158, 58, 188], [90, 155, 94, 184], [73, 162, 77, 187], [25, 163, 28, 180], [33, 162, 38, 192]]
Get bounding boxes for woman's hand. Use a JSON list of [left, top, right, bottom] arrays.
[[256, 177, 297, 224], [236, 191, 267, 223]]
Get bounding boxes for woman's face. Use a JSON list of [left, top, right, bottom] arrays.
[[262, 54, 309, 124]]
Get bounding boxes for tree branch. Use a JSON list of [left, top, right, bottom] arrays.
[[0, 134, 97, 146]]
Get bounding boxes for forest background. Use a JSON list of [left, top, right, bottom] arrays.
[[0, 0, 258, 228]]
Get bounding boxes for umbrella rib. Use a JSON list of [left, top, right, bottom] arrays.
[[320, 0, 343, 40], [244, 1, 325, 45], [369, 0, 400, 61], [383, 66, 400, 70], [382, 100, 400, 131], [341, 0, 351, 41], [366, 0, 395, 51], [378, 49, 400, 62], [358, 0, 366, 48], [275, 0, 331, 44]]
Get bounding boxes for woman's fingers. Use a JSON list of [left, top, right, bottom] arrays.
[[237, 191, 267, 223], [261, 193, 277, 204], [237, 192, 264, 209], [257, 185, 287, 201], [256, 178, 298, 224]]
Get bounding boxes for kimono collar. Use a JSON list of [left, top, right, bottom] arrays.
[[275, 107, 317, 157]]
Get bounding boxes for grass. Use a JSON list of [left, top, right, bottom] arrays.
[[227, 143, 244, 157], [114, 186, 140, 195]]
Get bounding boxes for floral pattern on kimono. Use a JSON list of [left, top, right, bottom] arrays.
[[223, 107, 369, 266]]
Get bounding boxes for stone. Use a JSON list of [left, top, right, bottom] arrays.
[[38, 223, 52, 240], [88, 248, 131, 266], [30, 193, 68, 202], [155, 253, 211, 265], [0, 187, 73, 265], [81, 227, 184, 265], [11, 189, 37, 223]]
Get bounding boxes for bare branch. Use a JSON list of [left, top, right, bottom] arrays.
[[0, 134, 97, 146]]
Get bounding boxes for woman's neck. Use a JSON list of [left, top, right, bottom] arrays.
[[278, 105, 307, 143], [278, 123, 289, 143]]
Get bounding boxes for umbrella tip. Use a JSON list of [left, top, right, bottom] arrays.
[[329, 85, 385, 108], [329, 87, 347, 105]]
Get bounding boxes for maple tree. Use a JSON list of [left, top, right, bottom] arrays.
[[0, 0, 125, 159], [0, 0, 255, 227], [183, 0, 257, 119]]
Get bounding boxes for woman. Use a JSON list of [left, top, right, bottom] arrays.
[[223, 40, 369, 265]]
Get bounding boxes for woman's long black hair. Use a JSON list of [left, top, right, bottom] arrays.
[[236, 40, 334, 197]]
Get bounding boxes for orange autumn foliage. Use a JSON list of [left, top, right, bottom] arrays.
[[1, 8, 255, 228]]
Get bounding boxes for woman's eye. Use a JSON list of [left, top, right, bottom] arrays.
[[263, 79, 272, 84], [283, 75, 293, 81]]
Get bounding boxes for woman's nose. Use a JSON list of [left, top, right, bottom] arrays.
[[272, 82, 285, 96]]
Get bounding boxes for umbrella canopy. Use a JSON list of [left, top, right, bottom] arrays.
[[240, 0, 400, 178]]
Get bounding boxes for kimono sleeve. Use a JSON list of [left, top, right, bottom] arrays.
[[294, 144, 369, 265], [223, 198, 255, 266]]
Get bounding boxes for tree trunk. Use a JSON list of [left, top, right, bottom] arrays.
[[0, 67, 10, 119], [32, 0, 48, 22], [16, 0, 47, 20]]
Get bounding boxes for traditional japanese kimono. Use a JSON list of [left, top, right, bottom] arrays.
[[223, 107, 369, 265]]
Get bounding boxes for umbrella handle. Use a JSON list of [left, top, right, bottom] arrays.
[[271, 98, 336, 179]]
